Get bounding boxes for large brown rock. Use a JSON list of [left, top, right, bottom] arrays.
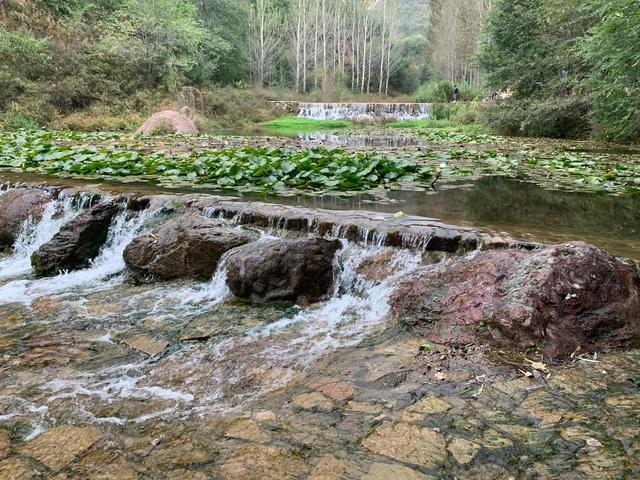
[[225, 237, 342, 304], [0, 188, 50, 251], [390, 242, 640, 358], [123, 214, 258, 282], [136, 110, 198, 135], [31, 201, 120, 276]]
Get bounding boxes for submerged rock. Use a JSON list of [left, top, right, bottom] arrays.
[[225, 237, 342, 304], [31, 201, 119, 276], [124, 214, 257, 282], [390, 242, 640, 358], [18, 426, 101, 471], [0, 188, 50, 251]]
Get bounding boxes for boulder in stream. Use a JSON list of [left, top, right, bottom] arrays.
[[225, 237, 342, 304], [31, 201, 120, 276], [123, 214, 258, 282], [390, 242, 640, 358], [0, 188, 50, 251]]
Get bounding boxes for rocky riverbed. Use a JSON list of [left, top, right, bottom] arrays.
[[0, 182, 639, 479]]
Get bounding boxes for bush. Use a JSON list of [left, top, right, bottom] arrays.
[[415, 80, 485, 103], [0, 113, 41, 130], [414, 80, 454, 103], [480, 96, 590, 139], [431, 102, 479, 124]]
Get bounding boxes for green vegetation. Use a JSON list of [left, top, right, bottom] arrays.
[[414, 80, 483, 104], [409, 138, 640, 194], [0, 130, 434, 194], [478, 0, 640, 142], [260, 117, 354, 134], [581, 0, 640, 141], [2, 129, 638, 196], [415, 128, 501, 144], [386, 119, 458, 129]]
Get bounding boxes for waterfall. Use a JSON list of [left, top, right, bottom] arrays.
[[0, 197, 81, 279], [0, 205, 156, 304], [297, 102, 432, 122], [0, 190, 439, 429]]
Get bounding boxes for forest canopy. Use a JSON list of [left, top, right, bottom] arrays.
[[0, 0, 638, 141]]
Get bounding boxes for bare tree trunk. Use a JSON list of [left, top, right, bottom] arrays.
[[322, 0, 327, 76], [313, 0, 319, 89], [360, 13, 368, 93], [294, 0, 302, 92], [350, 1, 356, 90], [378, 0, 387, 94], [366, 31, 373, 94], [302, 0, 308, 92]]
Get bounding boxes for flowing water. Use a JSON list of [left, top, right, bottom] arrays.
[[1, 176, 639, 477], [297, 102, 432, 121]]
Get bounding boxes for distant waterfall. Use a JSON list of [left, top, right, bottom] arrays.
[[297, 102, 432, 122]]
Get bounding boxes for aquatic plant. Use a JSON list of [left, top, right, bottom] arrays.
[[0, 130, 434, 194]]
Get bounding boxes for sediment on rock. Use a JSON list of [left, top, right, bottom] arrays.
[[225, 237, 342, 304], [197, 200, 539, 253], [124, 214, 258, 282], [31, 201, 120, 277], [390, 241, 640, 358]]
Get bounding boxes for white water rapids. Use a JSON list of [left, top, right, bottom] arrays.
[[0, 189, 428, 434], [298, 102, 432, 121]]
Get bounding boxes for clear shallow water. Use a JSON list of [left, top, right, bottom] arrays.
[[0, 193, 423, 429], [0, 183, 639, 478], [3, 172, 637, 259]]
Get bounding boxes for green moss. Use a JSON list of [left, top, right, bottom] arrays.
[[260, 116, 353, 134]]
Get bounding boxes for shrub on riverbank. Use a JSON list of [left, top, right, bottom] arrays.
[[480, 97, 591, 139], [414, 80, 484, 103]]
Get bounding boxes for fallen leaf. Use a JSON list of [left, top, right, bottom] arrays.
[[586, 438, 603, 448], [530, 361, 549, 373]]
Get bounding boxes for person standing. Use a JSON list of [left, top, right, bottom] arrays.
[[453, 85, 460, 102]]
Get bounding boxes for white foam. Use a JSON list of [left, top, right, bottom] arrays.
[[0, 198, 80, 279], [0, 206, 155, 305]]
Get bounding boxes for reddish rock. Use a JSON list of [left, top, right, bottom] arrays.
[[0, 188, 50, 251], [136, 110, 198, 135], [390, 242, 640, 358]]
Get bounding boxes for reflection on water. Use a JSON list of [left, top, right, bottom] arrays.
[[233, 177, 640, 259], [2, 172, 638, 259], [298, 132, 423, 148]]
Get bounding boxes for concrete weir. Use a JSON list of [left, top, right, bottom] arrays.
[[269, 101, 432, 122], [1, 182, 539, 255], [127, 193, 539, 253]]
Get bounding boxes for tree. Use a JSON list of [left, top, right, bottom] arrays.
[[427, 0, 491, 84], [107, 0, 205, 88], [250, 0, 282, 87], [196, 0, 251, 83], [581, 0, 640, 141]]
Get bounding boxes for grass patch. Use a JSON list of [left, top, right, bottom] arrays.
[[260, 116, 353, 134], [386, 118, 457, 129]]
